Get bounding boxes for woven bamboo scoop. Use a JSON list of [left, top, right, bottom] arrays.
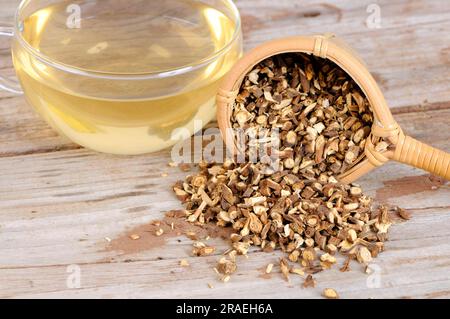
[[216, 35, 450, 183]]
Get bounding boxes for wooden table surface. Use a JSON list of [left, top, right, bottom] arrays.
[[0, 0, 449, 299]]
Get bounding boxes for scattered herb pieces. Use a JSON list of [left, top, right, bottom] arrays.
[[129, 234, 140, 241], [180, 259, 190, 267], [303, 275, 316, 288], [323, 288, 339, 299]]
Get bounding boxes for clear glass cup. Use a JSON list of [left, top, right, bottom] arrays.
[[0, 0, 243, 155]]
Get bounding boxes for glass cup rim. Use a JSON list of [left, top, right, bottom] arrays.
[[13, 0, 242, 80]]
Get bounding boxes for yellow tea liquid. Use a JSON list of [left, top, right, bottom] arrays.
[[13, 0, 242, 154]]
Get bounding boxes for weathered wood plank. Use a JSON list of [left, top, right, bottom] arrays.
[[0, 204, 449, 299], [0, 108, 449, 298], [0, 0, 449, 299]]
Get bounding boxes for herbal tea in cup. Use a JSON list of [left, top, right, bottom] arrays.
[[1, 0, 242, 154]]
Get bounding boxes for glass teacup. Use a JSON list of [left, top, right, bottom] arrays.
[[0, 0, 243, 155]]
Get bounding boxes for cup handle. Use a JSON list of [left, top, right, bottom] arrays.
[[0, 25, 23, 95]]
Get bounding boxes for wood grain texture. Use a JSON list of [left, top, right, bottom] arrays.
[[0, 0, 449, 299]]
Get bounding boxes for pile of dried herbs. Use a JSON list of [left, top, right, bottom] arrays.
[[231, 53, 390, 177], [172, 53, 402, 294], [174, 161, 392, 278]]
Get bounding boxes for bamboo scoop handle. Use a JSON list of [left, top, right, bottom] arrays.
[[392, 134, 450, 180]]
